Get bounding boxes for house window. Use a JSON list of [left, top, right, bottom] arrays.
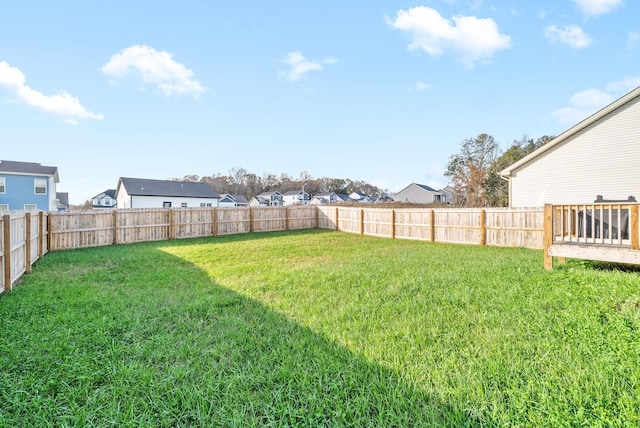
[[200, 203, 212, 207], [181, 203, 188, 208], [163, 201, 172, 208], [0, 177, 5, 194], [34, 179, 47, 195], [24, 204, 37, 210], [0, 204, 8, 211]]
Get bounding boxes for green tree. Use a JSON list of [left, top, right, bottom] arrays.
[[445, 133, 499, 207]]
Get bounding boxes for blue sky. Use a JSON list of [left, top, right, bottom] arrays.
[[1, 0, 639, 204]]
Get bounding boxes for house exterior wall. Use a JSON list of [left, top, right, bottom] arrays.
[[93, 195, 116, 208], [118, 195, 219, 209], [283, 191, 310, 206], [510, 96, 640, 207], [0, 173, 57, 210], [249, 198, 265, 207], [253, 192, 283, 206], [394, 184, 436, 204]]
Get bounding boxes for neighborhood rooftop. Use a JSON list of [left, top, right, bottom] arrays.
[[0, 160, 59, 180], [118, 177, 220, 198]]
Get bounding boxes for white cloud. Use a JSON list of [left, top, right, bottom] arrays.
[[387, 6, 511, 68], [554, 76, 640, 125], [571, 0, 622, 16], [102, 45, 205, 98], [0, 61, 103, 124], [605, 75, 640, 92], [280, 51, 337, 81], [415, 82, 433, 91], [544, 25, 592, 48]]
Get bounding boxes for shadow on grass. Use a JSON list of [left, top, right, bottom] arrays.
[[560, 258, 640, 273], [0, 233, 490, 427]]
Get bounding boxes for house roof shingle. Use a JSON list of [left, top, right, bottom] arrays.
[[0, 160, 59, 182], [118, 177, 220, 198], [92, 189, 116, 199]]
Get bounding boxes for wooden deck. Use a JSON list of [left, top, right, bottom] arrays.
[[544, 203, 640, 269]]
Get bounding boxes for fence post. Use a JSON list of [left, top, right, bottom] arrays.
[[25, 212, 32, 274], [168, 208, 174, 240], [38, 211, 44, 259], [359, 209, 364, 235], [249, 207, 254, 233], [47, 212, 53, 252], [430, 209, 435, 242], [335, 207, 339, 231], [315, 205, 319, 229], [213, 208, 218, 237], [390, 209, 396, 239], [112, 210, 118, 245], [631, 205, 639, 251], [479, 209, 486, 246], [286, 207, 290, 230], [3, 214, 11, 292], [543, 204, 554, 270]]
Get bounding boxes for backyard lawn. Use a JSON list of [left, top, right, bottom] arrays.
[[1, 229, 639, 427]]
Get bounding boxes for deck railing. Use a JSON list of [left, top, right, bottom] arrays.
[[544, 204, 640, 269]]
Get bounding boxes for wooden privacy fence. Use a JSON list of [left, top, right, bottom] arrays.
[[1, 212, 49, 294], [6, 203, 640, 291], [48, 206, 319, 250], [2, 205, 545, 294], [317, 206, 544, 249], [543, 203, 640, 269]]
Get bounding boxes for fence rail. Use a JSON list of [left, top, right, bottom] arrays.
[[2, 205, 545, 294]]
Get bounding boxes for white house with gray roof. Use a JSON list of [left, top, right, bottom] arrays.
[[219, 194, 249, 207], [501, 85, 640, 207], [394, 183, 452, 204], [282, 189, 311, 206], [115, 177, 220, 209], [250, 191, 283, 207]]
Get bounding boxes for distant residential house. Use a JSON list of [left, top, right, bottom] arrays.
[[92, 189, 117, 209], [250, 191, 283, 207], [115, 177, 220, 209], [56, 192, 69, 211], [501, 85, 640, 207], [0, 160, 60, 211], [219, 194, 249, 208], [394, 183, 452, 204], [310, 192, 339, 205], [349, 192, 372, 203], [335, 194, 353, 203], [282, 189, 311, 206]]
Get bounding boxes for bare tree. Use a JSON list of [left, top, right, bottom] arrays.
[[228, 167, 248, 195]]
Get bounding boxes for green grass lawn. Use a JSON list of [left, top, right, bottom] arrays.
[[1, 229, 639, 427]]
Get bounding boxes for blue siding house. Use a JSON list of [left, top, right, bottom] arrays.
[[0, 160, 60, 211]]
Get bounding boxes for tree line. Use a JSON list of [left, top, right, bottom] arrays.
[[171, 168, 389, 201], [445, 133, 553, 207]]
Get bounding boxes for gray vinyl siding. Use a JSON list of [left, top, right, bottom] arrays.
[[510, 96, 640, 207], [394, 184, 436, 203]]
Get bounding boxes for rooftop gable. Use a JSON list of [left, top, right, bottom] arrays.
[[501, 85, 640, 178], [92, 189, 116, 199], [256, 191, 282, 197]]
